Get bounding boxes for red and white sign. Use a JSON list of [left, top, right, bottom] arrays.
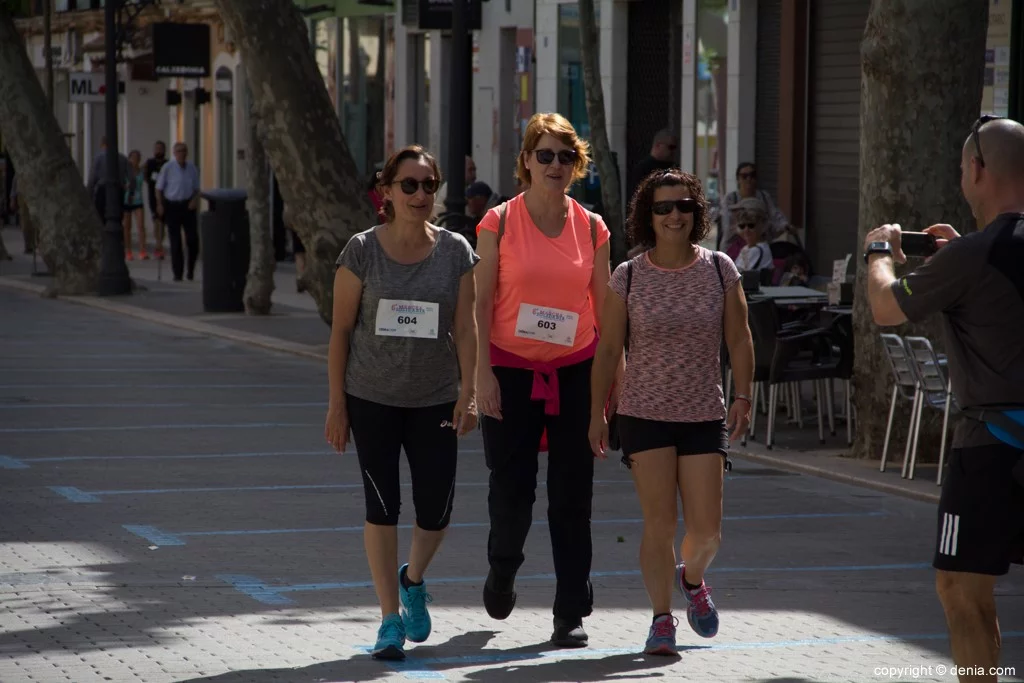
[[69, 72, 122, 103]]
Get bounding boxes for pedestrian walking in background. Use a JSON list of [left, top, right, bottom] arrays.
[[155, 143, 201, 282], [590, 168, 754, 655], [474, 112, 616, 648], [87, 136, 129, 223], [145, 141, 168, 260], [123, 150, 147, 260], [324, 145, 480, 661]]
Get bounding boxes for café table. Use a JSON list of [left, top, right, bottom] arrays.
[[747, 286, 829, 307]]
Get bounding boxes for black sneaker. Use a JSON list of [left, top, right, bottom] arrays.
[[482, 569, 516, 620], [551, 617, 588, 648]]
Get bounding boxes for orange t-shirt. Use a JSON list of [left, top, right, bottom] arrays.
[[478, 194, 611, 363]]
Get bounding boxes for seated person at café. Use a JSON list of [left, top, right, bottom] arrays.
[[731, 197, 773, 273], [779, 252, 812, 287]]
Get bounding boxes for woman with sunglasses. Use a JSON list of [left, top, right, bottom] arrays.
[[719, 162, 790, 259], [475, 112, 614, 648], [589, 169, 754, 655], [731, 197, 773, 273], [325, 145, 480, 661]]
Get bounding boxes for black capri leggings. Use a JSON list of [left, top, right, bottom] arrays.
[[346, 393, 458, 531]]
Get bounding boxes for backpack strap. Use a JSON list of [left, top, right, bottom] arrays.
[[623, 260, 633, 354], [496, 201, 508, 248], [588, 211, 597, 250], [712, 252, 726, 292]]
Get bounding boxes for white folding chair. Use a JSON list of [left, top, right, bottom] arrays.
[[878, 334, 920, 475], [903, 336, 954, 484]]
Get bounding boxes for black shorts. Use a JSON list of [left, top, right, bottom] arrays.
[[618, 416, 730, 469], [346, 393, 458, 530], [933, 444, 1024, 576]]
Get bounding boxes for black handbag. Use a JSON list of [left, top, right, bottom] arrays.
[[607, 261, 633, 451]]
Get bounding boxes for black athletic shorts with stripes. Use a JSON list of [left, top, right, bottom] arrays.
[[933, 443, 1024, 576]]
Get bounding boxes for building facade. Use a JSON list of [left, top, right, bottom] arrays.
[[759, 0, 1021, 273], [391, 0, 535, 199], [9, 0, 1021, 270], [528, 0, 1021, 272], [12, 0, 248, 234]]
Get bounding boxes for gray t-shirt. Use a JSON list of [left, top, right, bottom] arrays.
[[892, 213, 1024, 448], [336, 225, 480, 408]]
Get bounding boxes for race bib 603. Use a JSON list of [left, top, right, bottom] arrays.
[[514, 303, 578, 347]]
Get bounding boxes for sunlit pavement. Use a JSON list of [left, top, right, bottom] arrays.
[[1, 287, 1022, 683]]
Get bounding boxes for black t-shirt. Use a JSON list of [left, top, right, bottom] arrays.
[[144, 156, 167, 205], [892, 213, 1024, 447]]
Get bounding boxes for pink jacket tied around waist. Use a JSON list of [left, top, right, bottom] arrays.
[[489, 337, 598, 416]]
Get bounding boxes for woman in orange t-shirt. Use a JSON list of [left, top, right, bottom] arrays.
[[474, 113, 617, 648]]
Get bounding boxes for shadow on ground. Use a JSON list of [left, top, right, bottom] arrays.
[[176, 630, 682, 683]]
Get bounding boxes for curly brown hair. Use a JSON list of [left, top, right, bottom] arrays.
[[626, 168, 712, 249]]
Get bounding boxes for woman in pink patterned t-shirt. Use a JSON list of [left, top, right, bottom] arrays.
[[589, 169, 755, 656]]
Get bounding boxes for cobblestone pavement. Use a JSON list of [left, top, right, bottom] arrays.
[[1, 288, 1022, 683]]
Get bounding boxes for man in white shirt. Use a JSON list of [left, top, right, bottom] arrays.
[[155, 143, 201, 281]]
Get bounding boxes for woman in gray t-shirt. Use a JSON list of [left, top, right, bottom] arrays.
[[324, 146, 480, 662]]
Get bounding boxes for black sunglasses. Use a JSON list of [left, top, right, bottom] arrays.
[[533, 148, 577, 165], [652, 199, 699, 216], [737, 222, 758, 230], [393, 177, 439, 195], [971, 115, 1003, 168]]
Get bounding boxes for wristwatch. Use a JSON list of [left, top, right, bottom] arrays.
[[863, 241, 892, 264]]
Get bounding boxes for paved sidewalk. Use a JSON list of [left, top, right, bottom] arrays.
[[2, 286, 1022, 683]]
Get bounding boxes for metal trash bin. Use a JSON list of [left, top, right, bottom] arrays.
[[200, 189, 250, 313]]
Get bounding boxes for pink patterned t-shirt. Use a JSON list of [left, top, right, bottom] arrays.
[[609, 247, 741, 423]]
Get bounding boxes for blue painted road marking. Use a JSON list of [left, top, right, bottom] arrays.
[[6, 450, 333, 468], [3, 422, 319, 434], [43, 468, 774, 497], [49, 487, 101, 503], [219, 560, 929, 605], [0, 367, 255, 373], [121, 525, 188, 547], [124, 512, 885, 546], [0, 402, 328, 410], [0, 383, 307, 390], [48, 476, 630, 501]]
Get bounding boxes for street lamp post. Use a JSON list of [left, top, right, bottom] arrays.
[[98, 0, 132, 296], [443, 0, 469, 232]]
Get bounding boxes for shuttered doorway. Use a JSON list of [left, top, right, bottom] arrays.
[[805, 0, 870, 274], [755, 0, 781, 198]]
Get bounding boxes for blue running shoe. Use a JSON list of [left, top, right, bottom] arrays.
[[399, 563, 433, 643], [643, 613, 679, 656], [371, 613, 406, 660], [676, 562, 719, 638]]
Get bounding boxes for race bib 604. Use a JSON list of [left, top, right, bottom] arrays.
[[375, 299, 439, 339]]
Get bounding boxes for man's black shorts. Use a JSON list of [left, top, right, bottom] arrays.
[[933, 444, 1024, 575]]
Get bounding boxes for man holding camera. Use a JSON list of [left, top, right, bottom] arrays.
[[864, 116, 1024, 681]]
